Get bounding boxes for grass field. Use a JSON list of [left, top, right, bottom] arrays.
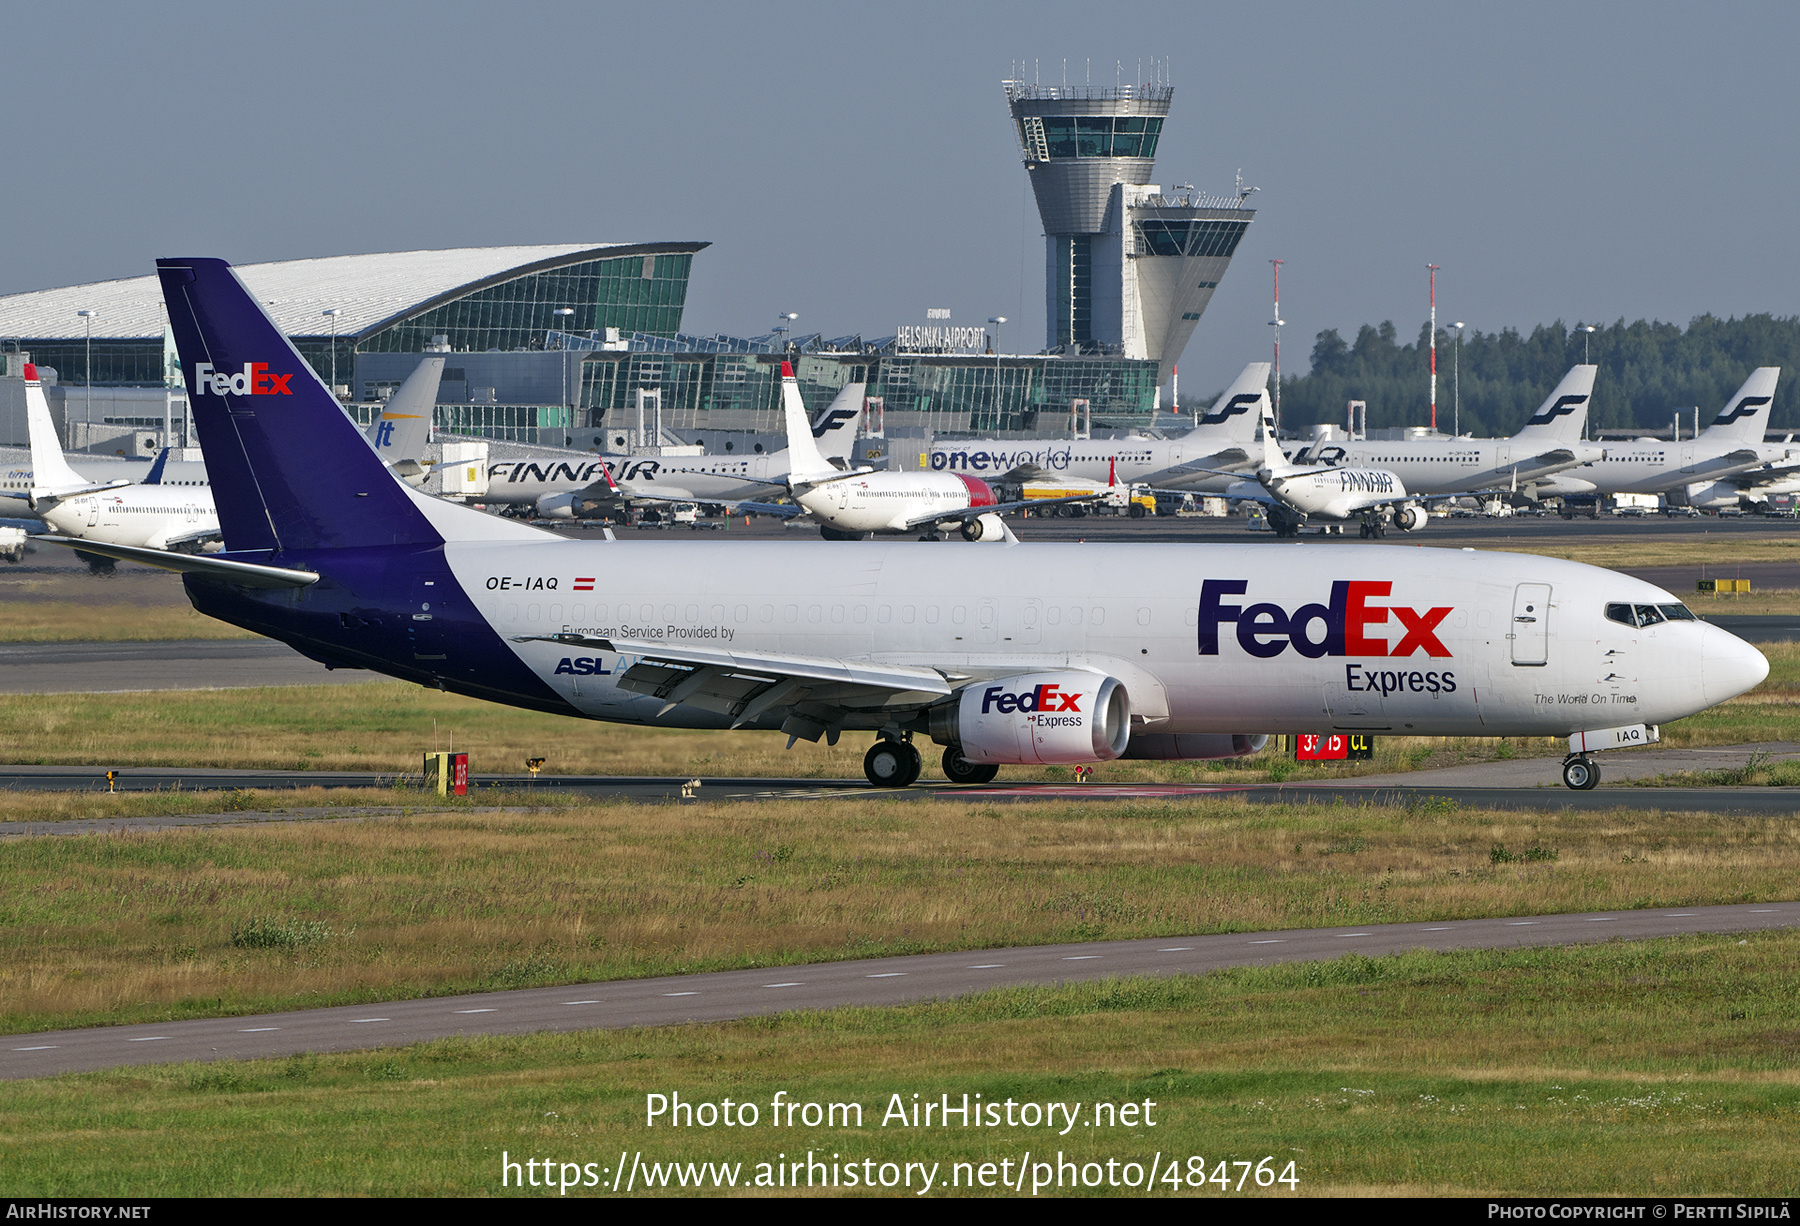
[[5, 794, 1796, 1035], [2, 639, 1796, 785], [5, 934, 1797, 1196]]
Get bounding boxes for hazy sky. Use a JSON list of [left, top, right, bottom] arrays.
[[5, 1, 1796, 395]]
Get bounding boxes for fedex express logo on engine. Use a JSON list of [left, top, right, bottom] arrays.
[[981, 682, 1083, 714], [1199, 579, 1452, 660], [192, 362, 293, 397]]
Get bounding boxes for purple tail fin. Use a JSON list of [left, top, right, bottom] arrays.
[[157, 258, 439, 553]]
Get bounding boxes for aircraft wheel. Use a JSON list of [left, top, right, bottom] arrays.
[[941, 746, 999, 785], [1562, 756, 1600, 791], [865, 739, 922, 788], [918, 530, 944, 542]]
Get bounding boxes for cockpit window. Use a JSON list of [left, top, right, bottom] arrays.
[[1607, 602, 1696, 627]]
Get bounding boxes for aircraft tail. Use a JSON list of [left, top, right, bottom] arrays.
[[1702, 367, 1779, 443], [23, 365, 96, 498], [156, 258, 546, 554], [1190, 362, 1272, 444], [778, 361, 838, 483], [1513, 365, 1597, 443], [1258, 403, 1286, 471], [366, 353, 444, 473], [811, 381, 866, 465]]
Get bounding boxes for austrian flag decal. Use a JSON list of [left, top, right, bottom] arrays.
[[572, 577, 595, 592]]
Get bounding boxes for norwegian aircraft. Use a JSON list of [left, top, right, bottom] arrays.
[[1580, 369, 1796, 506], [56, 257, 1769, 793], [925, 362, 1271, 493], [776, 365, 1098, 540], [16, 362, 221, 566], [1292, 366, 1605, 502], [479, 384, 867, 518]]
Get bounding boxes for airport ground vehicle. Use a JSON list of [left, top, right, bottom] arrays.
[[57, 258, 1770, 793]]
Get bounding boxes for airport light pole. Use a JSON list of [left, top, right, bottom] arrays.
[[988, 316, 1006, 417], [775, 312, 798, 351], [1578, 324, 1596, 365], [1427, 264, 1440, 431], [554, 308, 576, 420], [1452, 322, 1465, 437], [322, 308, 341, 399], [76, 309, 98, 447], [1268, 259, 1284, 434]]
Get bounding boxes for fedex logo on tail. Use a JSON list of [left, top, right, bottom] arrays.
[[1199, 579, 1453, 660], [192, 362, 293, 398]]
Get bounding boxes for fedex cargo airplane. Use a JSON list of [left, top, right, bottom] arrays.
[[55, 258, 1768, 792]]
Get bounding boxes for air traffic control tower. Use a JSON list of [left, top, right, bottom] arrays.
[[1005, 77, 1255, 372]]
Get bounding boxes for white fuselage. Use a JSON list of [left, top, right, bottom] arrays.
[[37, 486, 220, 550], [1584, 437, 1800, 496], [482, 453, 789, 506], [455, 541, 1764, 739], [1231, 466, 1408, 521], [1294, 437, 1604, 496], [928, 436, 1254, 494], [797, 472, 988, 534]]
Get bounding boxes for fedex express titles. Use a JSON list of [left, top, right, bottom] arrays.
[[1199, 578, 1458, 696]]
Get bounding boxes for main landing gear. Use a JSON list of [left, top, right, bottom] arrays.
[[864, 737, 922, 788], [941, 745, 999, 785], [1561, 755, 1601, 790], [1358, 511, 1388, 539]]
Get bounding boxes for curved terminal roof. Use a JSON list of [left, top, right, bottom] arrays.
[[0, 243, 705, 341]]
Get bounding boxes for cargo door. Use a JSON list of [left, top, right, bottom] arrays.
[[408, 575, 453, 665], [1510, 583, 1550, 666]]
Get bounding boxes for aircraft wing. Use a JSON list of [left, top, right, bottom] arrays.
[[36, 536, 318, 588], [151, 524, 225, 552], [1136, 447, 1254, 488], [897, 491, 1102, 532], [513, 632, 952, 733]]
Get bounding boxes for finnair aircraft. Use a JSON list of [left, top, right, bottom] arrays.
[[925, 362, 1271, 493], [479, 385, 867, 518], [1581, 369, 1795, 504], [1292, 366, 1605, 501], [61, 258, 1769, 793], [1224, 407, 1431, 538]]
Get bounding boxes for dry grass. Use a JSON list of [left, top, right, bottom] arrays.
[[4, 794, 1796, 1034], [1463, 529, 1800, 571], [0, 599, 256, 642]]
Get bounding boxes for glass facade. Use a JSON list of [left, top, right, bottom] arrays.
[[1024, 115, 1163, 160], [569, 345, 1158, 438], [1133, 218, 1251, 258], [358, 252, 693, 354], [1053, 236, 1094, 350]]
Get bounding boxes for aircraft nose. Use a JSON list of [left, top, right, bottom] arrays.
[[1701, 624, 1768, 708]]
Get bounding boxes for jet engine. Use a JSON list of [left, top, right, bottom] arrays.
[[1121, 733, 1268, 760], [959, 512, 1005, 541], [535, 492, 582, 519], [929, 671, 1130, 764], [1394, 504, 1427, 532], [1678, 481, 1743, 512]]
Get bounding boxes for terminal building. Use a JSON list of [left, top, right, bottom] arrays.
[[0, 72, 1253, 454]]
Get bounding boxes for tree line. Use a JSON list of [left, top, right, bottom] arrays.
[[1217, 314, 1800, 436]]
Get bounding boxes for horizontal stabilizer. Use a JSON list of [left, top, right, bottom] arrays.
[[37, 536, 319, 588]]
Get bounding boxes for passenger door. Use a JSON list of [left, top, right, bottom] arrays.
[[1510, 583, 1550, 666]]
